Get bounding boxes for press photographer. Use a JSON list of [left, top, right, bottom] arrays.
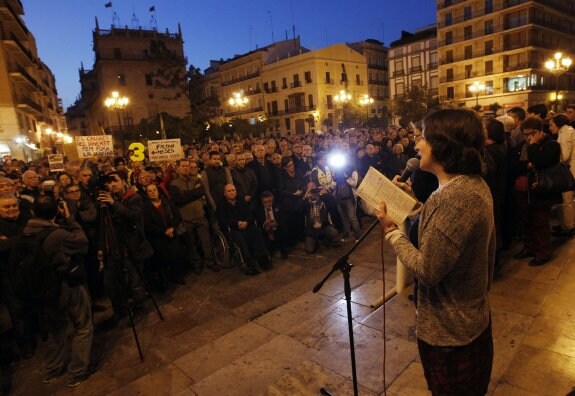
[[96, 172, 151, 323]]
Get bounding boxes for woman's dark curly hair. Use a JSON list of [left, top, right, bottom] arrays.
[[423, 108, 485, 175]]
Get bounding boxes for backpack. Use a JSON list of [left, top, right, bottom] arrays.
[[9, 228, 60, 303]]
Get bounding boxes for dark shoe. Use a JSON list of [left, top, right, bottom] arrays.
[[551, 228, 575, 238], [244, 266, 260, 276], [513, 250, 535, 259], [206, 263, 221, 272], [529, 257, 550, 266], [42, 367, 66, 384]]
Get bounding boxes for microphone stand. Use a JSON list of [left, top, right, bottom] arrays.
[[313, 219, 381, 396]]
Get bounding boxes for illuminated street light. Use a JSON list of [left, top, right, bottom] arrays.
[[228, 91, 249, 108], [359, 94, 374, 119], [545, 52, 572, 112], [334, 90, 352, 104], [468, 81, 485, 108], [104, 91, 129, 148]]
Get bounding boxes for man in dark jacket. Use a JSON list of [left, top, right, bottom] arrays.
[[231, 153, 258, 211], [217, 184, 269, 275], [97, 172, 148, 321], [0, 193, 34, 361], [248, 145, 276, 198], [169, 159, 218, 273], [24, 196, 94, 387]]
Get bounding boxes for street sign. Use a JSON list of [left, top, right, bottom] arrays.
[[75, 135, 114, 159], [147, 139, 182, 162]]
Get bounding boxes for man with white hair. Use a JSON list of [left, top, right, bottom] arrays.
[[20, 170, 40, 203]]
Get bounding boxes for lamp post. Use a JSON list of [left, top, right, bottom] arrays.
[[468, 81, 485, 109], [228, 91, 249, 114], [359, 94, 374, 122], [545, 52, 572, 112], [104, 91, 129, 148], [334, 90, 352, 129]]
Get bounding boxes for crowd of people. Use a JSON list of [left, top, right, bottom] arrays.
[[0, 101, 574, 393]]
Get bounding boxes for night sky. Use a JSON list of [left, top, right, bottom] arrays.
[[21, 0, 436, 109]]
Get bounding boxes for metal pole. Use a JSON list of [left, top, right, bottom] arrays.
[[555, 74, 560, 112]]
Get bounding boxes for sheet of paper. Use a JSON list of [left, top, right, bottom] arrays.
[[356, 166, 417, 225]]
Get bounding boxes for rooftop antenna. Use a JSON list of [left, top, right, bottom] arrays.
[[290, 0, 296, 44], [267, 10, 275, 43]]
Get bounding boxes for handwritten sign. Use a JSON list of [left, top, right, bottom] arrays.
[[47, 154, 65, 172], [147, 139, 182, 162], [75, 135, 114, 159]]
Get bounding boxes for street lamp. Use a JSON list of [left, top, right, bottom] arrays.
[[545, 52, 572, 112], [359, 94, 374, 119], [104, 91, 129, 135], [468, 81, 485, 109], [228, 91, 249, 112], [334, 90, 352, 128]]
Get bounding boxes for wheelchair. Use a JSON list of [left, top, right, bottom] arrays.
[[211, 227, 248, 272]]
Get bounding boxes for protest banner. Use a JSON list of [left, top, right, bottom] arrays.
[[47, 154, 65, 172], [75, 135, 114, 159], [148, 139, 182, 162]]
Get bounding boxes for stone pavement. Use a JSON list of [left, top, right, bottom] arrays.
[[6, 220, 575, 395]]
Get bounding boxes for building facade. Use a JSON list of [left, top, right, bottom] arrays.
[[0, 0, 67, 160], [388, 26, 439, 102], [68, 19, 190, 144], [436, 0, 575, 111], [201, 39, 370, 136]]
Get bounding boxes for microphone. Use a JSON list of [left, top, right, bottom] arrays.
[[398, 157, 420, 183]]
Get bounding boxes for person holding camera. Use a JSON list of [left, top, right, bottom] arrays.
[[96, 172, 150, 323], [302, 181, 340, 254]]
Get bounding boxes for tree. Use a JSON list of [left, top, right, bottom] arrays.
[[392, 86, 438, 126], [148, 40, 189, 101]]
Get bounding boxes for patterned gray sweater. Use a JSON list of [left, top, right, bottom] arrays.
[[386, 175, 495, 346]]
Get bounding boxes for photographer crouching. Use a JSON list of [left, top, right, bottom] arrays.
[[96, 172, 151, 324]]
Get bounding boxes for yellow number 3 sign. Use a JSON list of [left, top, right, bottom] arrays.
[[129, 142, 146, 162]]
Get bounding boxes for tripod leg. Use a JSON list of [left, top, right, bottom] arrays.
[[130, 259, 165, 321]]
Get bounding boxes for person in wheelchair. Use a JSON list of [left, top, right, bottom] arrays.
[[303, 181, 341, 254], [217, 184, 271, 275]]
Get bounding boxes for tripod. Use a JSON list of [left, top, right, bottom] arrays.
[[313, 219, 380, 396], [99, 204, 164, 361]]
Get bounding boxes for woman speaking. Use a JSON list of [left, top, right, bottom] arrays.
[[377, 108, 495, 395]]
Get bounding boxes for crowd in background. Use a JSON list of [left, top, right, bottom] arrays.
[[0, 101, 574, 391]]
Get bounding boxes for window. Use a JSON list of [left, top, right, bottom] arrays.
[[284, 99, 289, 112], [447, 86, 455, 99], [114, 48, 122, 59], [271, 101, 278, 115], [396, 82, 405, 96], [264, 82, 269, 92], [485, 0, 493, 13], [446, 68, 454, 82], [464, 45, 473, 60], [485, 20, 494, 35], [465, 64, 473, 79], [356, 74, 361, 85], [485, 40, 494, 55], [446, 50, 454, 63], [505, 10, 528, 29], [464, 6, 472, 21], [325, 71, 332, 84], [282, 77, 287, 89], [305, 71, 312, 83], [505, 76, 528, 92], [327, 95, 333, 109], [445, 31, 453, 45], [292, 74, 300, 87], [341, 73, 348, 83], [430, 76, 438, 90], [394, 60, 404, 76], [117, 74, 126, 86], [285, 118, 291, 131], [485, 60, 493, 74], [485, 80, 494, 95], [308, 94, 314, 109], [445, 13, 452, 26], [412, 78, 422, 87], [271, 80, 277, 92], [464, 26, 472, 40], [145, 74, 153, 86], [411, 56, 421, 72]]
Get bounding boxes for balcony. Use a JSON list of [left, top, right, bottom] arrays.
[[9, 65, 38, 89], [428, 62, 439, 70], [290, 81, 301, 88], [504, 61, 541, 72], [325, 78, 335, 84], [2, 33, 36, 65], [368, 79, 387, 85], [368, 63, 388, 71], [305, 79, 312, 84], [268, 105, 316, 117], [16, 96, 42, 114], [222, 70, 260, 87], [355, 80, 364, 86], [225, 106, 264, 118], [393, 70, 405, 77], [0, 0, 29, 35], [244, 88, 262, 96], [410, 66, 422, 73]]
